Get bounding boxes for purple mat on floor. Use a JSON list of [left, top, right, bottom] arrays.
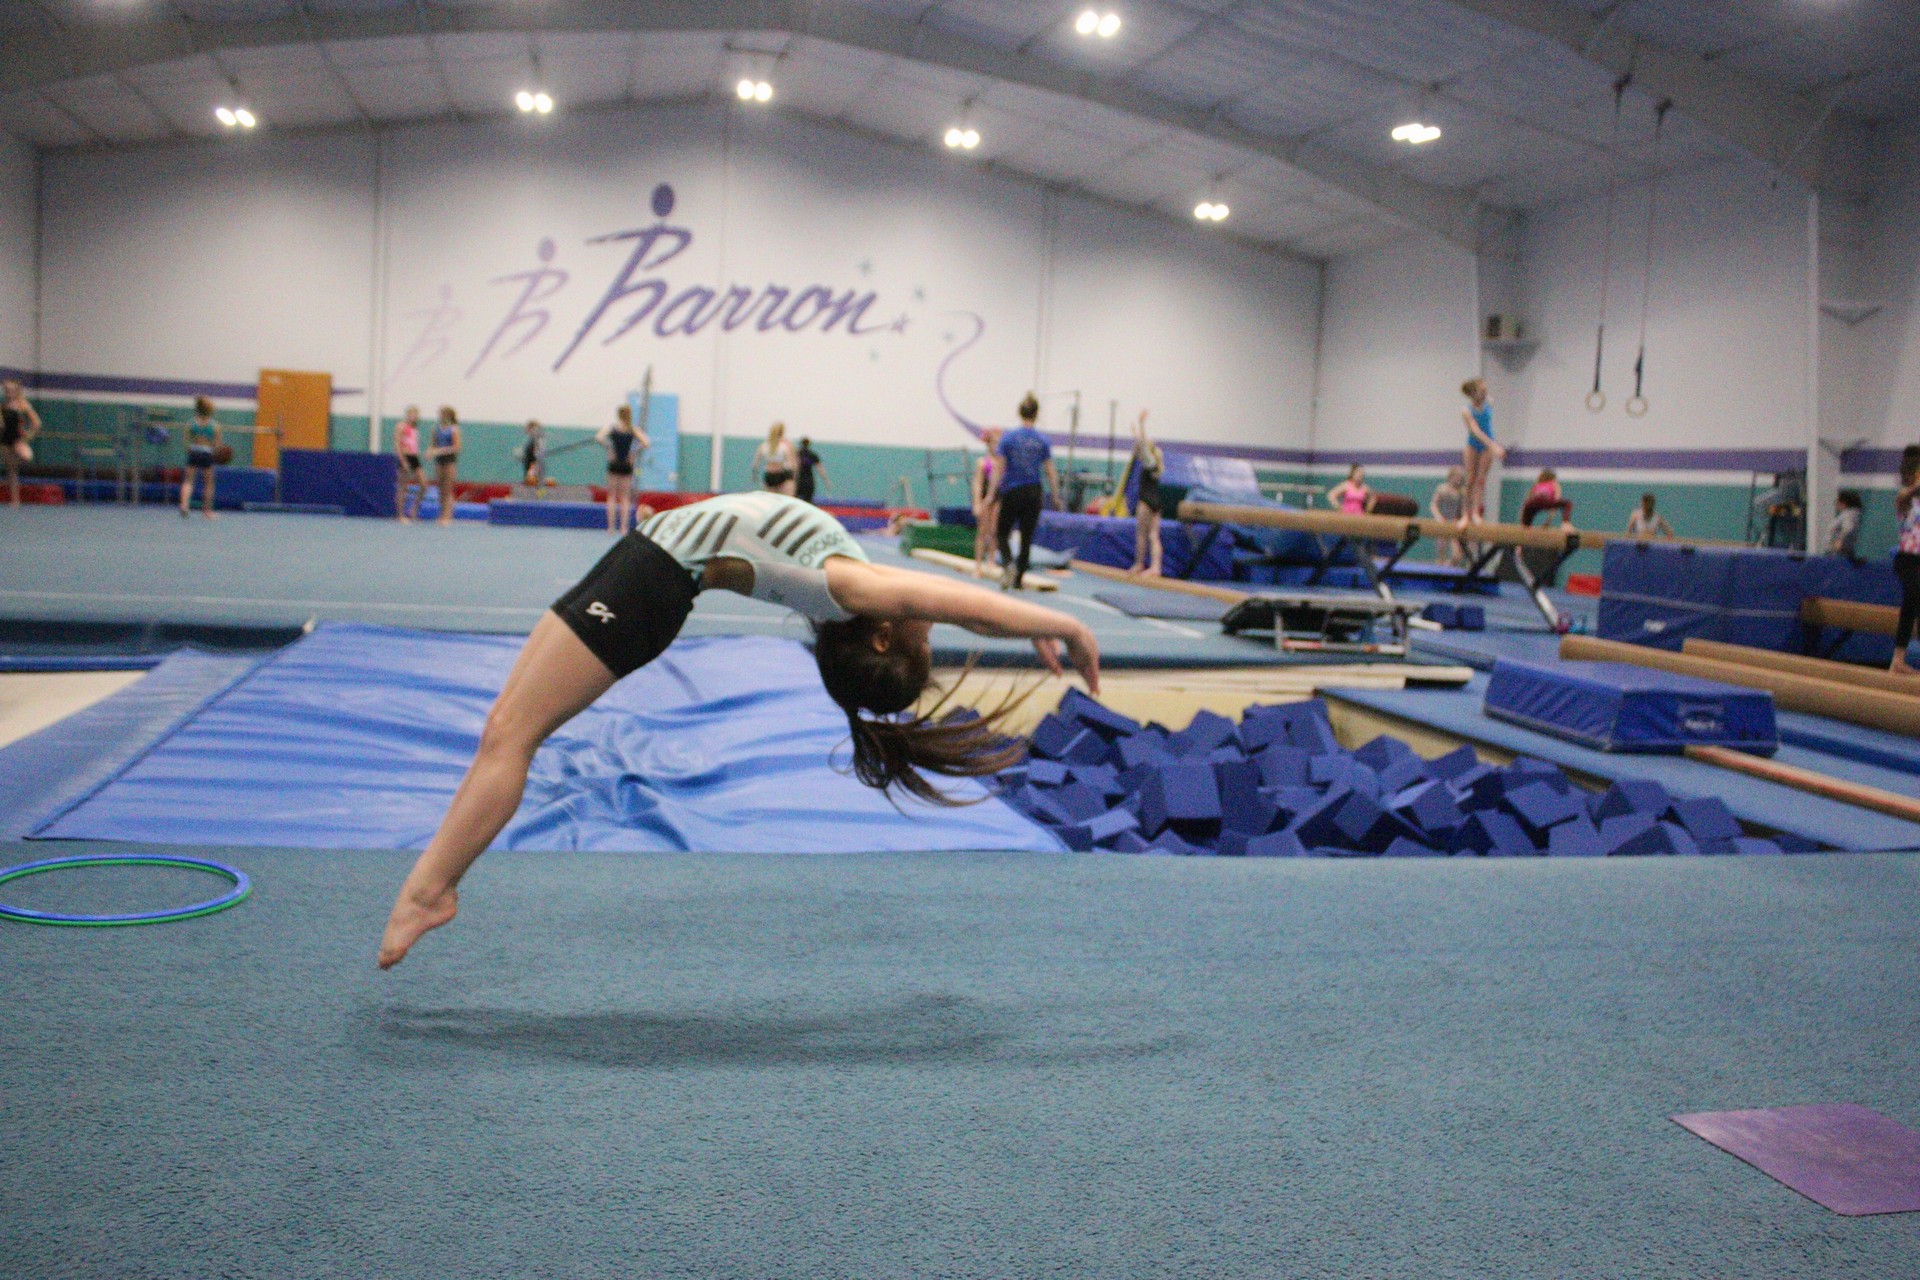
[[1672, 1104, 1920, 1216]]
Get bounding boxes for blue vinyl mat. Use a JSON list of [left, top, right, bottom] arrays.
[[1092, 586, 1229, 621], [30, 623, 1059, 854]]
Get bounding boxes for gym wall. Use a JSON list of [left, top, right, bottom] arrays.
[[30, 101, 1321, 500], [0, 133, 36, 369]]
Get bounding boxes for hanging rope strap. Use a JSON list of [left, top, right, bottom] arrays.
[[1626, 98, 1672, 418], [1588, 73, 1632, 413]]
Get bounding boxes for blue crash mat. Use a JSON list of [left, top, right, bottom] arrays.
[[1484, 658, 1777, 754], [32, 622, 1059, 854], [1092, 586, 1228, 622]]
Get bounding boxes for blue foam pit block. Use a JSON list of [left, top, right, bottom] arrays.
[[1027, 759, 1071, 787], [1317, 843, 1377, 858], [1139, 760, 1222, 835], [1310, 754, 1356, 786], [1598, 812, 1660, 855], [1022, 790, 1073, 828], [1456, 605, 1486, 631], [1056, 688, 1141, 740], [1117, 734, 1171, 770], [1286, 787, 1351, 846], [1255, 745, 1312, 788], [1712, 836, 1784, 856], [1546, 814, 1606, 857], [1454, 767, 1507, 812], [1030, 714, 1085, 760], [1595, 779, 1674, 822], [1207, 745, 1249, 767], [1422, 602, 1460, 628], [1217, 830, 1250, 857], [1660, 821, 1703, 856], [1062, 731, 1115, 766], [1062, 807, 1142, 851], [1613, 821, 1688, 857], [1354, 735, 1419, 771], [1390, 780, 1468, 836], [996, 765, 1029, 790], [1773, 832, 1822, 853], [1238, 705, 1296, 752], [1383, 836, 1444, 858], [1265, 785, 1323, 823], [1067, 762, 1122, 798], [1216, 760, 1278, 834], [1333, 790, 1405, 853], [1116, 762, 1156, 794], [1464, 811, 1534, 857], [1051, 782, 1111, 824], [1427, 745, 1481, 781], [1170, 709, 1240, 757], [1108, 831, 1154, 854], [1374, 755, 1430, 795], [1288, 705, 1341, 755], [1670, 796, 1742, 843], [1246, 830, 1308, 858], [1504, 782, 1586, 837], [1508, 758, 1576, 794]]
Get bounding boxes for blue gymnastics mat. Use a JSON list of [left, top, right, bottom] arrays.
[[30, 623, 1060, 854], [1092, 586, 1228, 622], [1484, 658, 1777, 754]]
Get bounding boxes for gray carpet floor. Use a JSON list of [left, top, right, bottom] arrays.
[[4, 845, 1919, 1278]]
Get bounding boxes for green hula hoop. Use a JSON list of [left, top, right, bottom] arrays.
[[0, 855, 251, 927]]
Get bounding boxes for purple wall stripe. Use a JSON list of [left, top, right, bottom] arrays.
[[0, 368, 363, 401]]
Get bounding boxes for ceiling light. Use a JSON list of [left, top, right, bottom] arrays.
[[1193, 201, 1228, 222], [515, 90, 554, 115], [515, 90, 535, 112], [1391, 121, 1442, 145], [754, 80, 773, 103], [737, 78, 773, 103], [533, 92, 553, 114], [1076, 8, 1121, 37], [215, 106, 236, 127], [944, 126, 980, 150], [234, 108, 256, 128]]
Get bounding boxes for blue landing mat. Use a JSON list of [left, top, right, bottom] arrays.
[[0, 648, 264, 839], [31, 623, 1059, 855], [1326, 676, 1920, 853], [1092, 587, 1228, 622]]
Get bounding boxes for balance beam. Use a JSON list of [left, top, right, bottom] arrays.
[[1068, 558, 1250, 605], [1561, 635, 1920, 738], [1800, 596, 1898, 637], [1685, 745, 1920, 825], [1681, 638, 1916, 696]]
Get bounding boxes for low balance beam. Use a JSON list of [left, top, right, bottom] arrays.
[[1685, 745, 1920, 825], [1068, 558, 1250, 605], [1561, 634, 1920, 738], [1800, 596, 1899, 637], [1175, 499, 1594, 553], [1681, 638, 1916, 696]]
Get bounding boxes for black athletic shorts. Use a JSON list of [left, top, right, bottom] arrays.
[[551, 532, 699, 678], [187, 447, 215, 469], [401, 453, 422, 474], [606, 461, 634, 477]]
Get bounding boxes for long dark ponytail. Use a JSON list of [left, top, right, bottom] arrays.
[[813, 617, 1031, 806]]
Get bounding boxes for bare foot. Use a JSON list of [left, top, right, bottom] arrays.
[[378, 882, 459, 969]]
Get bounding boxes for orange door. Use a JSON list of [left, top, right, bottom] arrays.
[[254, 369, 332, 468]]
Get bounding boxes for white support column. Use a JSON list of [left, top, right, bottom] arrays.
[[1805, 190, 1821, 554]]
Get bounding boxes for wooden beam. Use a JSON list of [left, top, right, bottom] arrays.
[[1800, 596, 1899, 637], [1682, 638, 1915, 696], [1561, 634, 1920, 738], [1068, 558, 1249, 605], [1685, 746, 1920, 825], [1175, 500, 1750, 555]]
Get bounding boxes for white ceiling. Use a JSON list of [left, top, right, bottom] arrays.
[[0, 1, 1913, 261]]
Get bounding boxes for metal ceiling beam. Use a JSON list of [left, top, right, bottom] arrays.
[[0, 0, 1486, 249], [1441, 0, 1871, 193]]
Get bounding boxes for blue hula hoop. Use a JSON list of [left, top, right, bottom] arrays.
[[0, 854, 251, 927]]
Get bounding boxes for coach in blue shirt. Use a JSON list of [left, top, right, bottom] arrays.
[[989, 393, 1061, 590]]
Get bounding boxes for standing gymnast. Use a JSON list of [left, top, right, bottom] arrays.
[[1458, 378, 1505, 528], [1326, 463, 1372, 515], [1892, 446, 1920, 677], [971, 427, 1002, 577], [990, 394, 1061, 591], [430, 406, 461, 526], [393, 405, 425, 522], [596, 404, 647, 533], [1128, 411, 1165, 578], [2, 378, 40, 508], [753, 422, 799, 496], [376, 490, 1101, 968], [520, 420, 546, 486], [178, 395, 221, 519]]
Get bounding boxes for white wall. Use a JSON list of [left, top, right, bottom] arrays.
[[1506, 160, 1814, 459], [33, 104, 1321, 459], [1851, 117, 1920, 455], [1314, 232, 1477, 458], [0, 133, 38, 368]]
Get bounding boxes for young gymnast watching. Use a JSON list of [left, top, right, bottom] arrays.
[[377, 490, 1101, 969], [972, 427, 1003, 577], [179, 395, 221, 519], [1626, 492, 1675, 539], [597, 404, 647, 534], [430, 407, 461, 526], [1429, 466, 1465, 565], [1128, 411, 1165, 577], [393, 405, 425, 523], [2, 378, 41, 508], [1458, 378, 1504, 527], [1327, 463, 1372, 515]]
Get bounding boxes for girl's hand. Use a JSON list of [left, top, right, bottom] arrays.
[[1493, 443, 1508, 460], [1064, 622, 1101, 693], [1032, 637, 1065, 679]]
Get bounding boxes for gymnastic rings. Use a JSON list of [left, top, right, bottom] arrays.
[[0, 854, 251, 927], [1585, 390, 1608, 413], [1624, 396, 1649, 418]]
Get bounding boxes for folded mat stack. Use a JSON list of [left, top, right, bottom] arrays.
[[996, 689, 1802, 857]]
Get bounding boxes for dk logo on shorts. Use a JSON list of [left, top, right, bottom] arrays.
[[586, 601, 616, 623]]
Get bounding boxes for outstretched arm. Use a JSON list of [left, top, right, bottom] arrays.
[[828, 560, 1099, 691]]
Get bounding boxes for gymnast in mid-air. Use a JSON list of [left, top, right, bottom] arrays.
[[377, 489, 1100, 968]]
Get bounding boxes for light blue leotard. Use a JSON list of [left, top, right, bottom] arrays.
[[1467, 402, 1493, 453]]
